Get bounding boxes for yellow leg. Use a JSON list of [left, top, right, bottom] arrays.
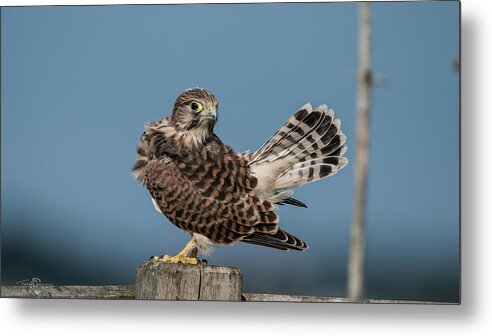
[[154, 238, 199, 265]]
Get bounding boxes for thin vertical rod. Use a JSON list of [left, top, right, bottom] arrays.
[[348, 2, 372, 302]]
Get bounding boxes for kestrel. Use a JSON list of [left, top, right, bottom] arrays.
[[133, 88, 348, 264]]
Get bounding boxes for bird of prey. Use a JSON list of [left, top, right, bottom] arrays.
[[133, 88, 348, 264]]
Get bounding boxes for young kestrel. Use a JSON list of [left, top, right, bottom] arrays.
[[133, 88, 348, 264]]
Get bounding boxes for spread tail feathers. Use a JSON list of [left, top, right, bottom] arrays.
[[250, 103, 348, 205]]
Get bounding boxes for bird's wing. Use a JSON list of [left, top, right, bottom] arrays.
[[144, 138, 286, 247], [241, 228, 308, 251]]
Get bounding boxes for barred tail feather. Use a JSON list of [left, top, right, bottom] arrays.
[[250, 103, 348, 205], [274, 156, 348, 190], [251, 103, 313, 164]]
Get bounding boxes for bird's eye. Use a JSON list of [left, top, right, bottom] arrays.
[[190, 101, 203, 112]]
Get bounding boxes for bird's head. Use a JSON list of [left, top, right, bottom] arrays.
[[171, 88, 218, 134]]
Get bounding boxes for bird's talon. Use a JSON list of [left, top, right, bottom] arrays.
[[153, 254, 199, 265]]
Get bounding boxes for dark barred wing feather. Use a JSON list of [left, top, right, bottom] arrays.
[[242, 228, 308, 251]]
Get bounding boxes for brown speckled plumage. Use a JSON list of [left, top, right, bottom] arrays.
[[133, 88, 347, 253]]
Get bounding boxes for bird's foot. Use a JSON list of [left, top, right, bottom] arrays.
[[151, 254, 204, 265], [149, 242, 207, 265]]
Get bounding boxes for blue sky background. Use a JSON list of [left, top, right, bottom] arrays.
[[1, 2, 459, 302]]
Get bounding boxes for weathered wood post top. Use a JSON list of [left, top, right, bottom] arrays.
[[136, 261, 242, 301]]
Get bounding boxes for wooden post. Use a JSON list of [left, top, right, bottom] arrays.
[[135, 262, 242, 301], [348, 2, 373, 302]]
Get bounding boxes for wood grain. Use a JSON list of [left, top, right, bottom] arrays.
[[0, 285, 135, 299], [1, 285, 454, 304], [135, 261, 242, 301]]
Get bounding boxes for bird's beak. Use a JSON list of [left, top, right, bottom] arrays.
[[203, 106, 217, 121]]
